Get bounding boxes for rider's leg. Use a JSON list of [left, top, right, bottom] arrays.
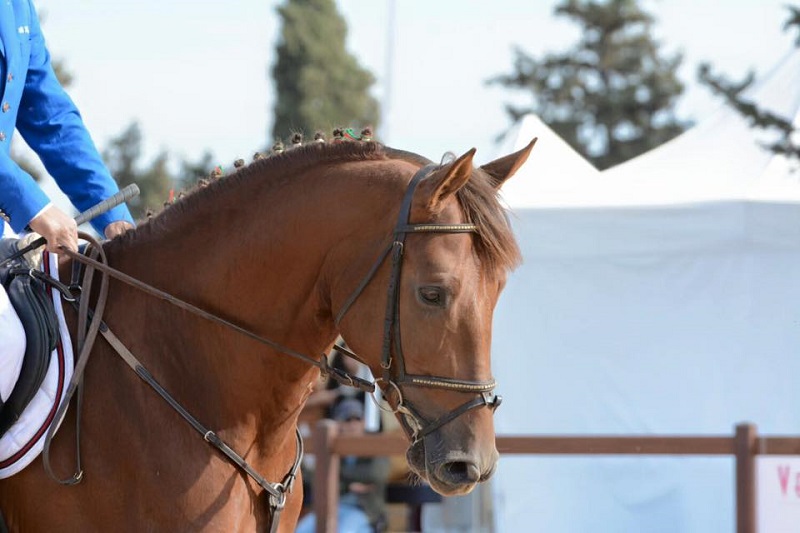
[[0, 286, 25, 403], [1, 223, 26, 403]]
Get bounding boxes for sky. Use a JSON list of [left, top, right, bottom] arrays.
[[31, 0, 798, 177]]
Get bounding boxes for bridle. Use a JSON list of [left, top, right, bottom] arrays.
[[335, 164, 502, 443]]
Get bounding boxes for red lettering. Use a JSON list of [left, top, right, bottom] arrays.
[[778, 465, 791, 496]]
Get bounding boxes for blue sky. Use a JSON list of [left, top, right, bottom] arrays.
[[33, 0, 797, 172]]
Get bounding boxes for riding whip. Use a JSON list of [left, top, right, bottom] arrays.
[[0, 183, 140, 269]]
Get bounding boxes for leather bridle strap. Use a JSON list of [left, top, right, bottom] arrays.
[[407, 392, 502, 441], [381, 165, 481, 385], [384, 167, 503, 441]]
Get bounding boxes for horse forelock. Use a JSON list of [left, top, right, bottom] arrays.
[[106, 142, 520, 277], [457, 168, 522, 276]]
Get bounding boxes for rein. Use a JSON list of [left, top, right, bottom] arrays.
[[58, 245, 376, 393]]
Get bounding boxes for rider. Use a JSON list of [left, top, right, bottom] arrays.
[[0, 0, 135, 404]]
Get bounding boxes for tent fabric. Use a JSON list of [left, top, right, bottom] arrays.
[[491, 48, 800, 533], [596, 48, 800, 206], [496, 113, 600, 209]]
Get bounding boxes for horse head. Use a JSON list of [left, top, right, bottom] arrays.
[[336, 139, 536, 496]]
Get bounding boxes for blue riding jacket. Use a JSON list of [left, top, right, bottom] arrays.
[[0, 0, 133, 235]]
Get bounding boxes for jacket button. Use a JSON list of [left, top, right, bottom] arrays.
[[6, 73, 12, 83], [2, 103, 9, 113], [0, 132, 6, 142]]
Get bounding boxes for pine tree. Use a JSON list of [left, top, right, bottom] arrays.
[[177, 150, 215, 190], [102, 122, 174, 219], [490, 0, 686, 170], [698, 5, 800, 163], [270, 0, 379, 142]]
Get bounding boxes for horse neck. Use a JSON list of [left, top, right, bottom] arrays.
[[96, 157, 407, 445]]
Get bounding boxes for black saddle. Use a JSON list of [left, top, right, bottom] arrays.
[[0, 238, 60, 437]]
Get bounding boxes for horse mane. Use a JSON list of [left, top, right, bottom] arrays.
[[108, 141, 520, 274]]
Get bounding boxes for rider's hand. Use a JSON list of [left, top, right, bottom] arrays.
[[28, 205, 78, 254], [104, 220, 134, 240]]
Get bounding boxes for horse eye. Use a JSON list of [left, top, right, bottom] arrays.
[[418, 286, 444, 306]]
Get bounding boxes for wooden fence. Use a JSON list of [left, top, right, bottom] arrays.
[[308, 421, 800, 533]]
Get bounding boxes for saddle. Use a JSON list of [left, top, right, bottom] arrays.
[[0, 238, 60, 437]]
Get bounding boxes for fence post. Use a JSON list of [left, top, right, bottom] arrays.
[[735, 423, 757, 533], [314, 419, 340, 533]]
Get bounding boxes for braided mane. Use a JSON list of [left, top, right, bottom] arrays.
[[110, 139, 520, 274]]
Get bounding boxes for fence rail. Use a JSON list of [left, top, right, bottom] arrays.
[[308, 421, 800, 533]]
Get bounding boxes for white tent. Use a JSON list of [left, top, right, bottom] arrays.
[[496, 113, 600, 208], [491, 49, 800, 533]]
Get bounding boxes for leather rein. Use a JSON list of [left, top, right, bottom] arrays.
[[34, 162, 501, 531]]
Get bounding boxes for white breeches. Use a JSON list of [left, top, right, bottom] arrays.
[[1, 223, 25, 402], [0, 288, 25, 403]]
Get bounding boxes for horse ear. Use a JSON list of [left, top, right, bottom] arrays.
[[420, 148, 476, 214], [480, 138, 537, 189]]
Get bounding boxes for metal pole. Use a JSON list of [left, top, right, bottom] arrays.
[[313, 420, 340, 533], [380, 0, 396, 143], [735, 423, 757, 533]]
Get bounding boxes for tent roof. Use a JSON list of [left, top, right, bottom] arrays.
[[497, 48, 800, 257], [599, 48, 800, 206], [500, 48, 800, 210], [496, 114, 599, 209]]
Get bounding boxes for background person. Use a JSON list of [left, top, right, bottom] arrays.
[[296, 398, 390, 533]]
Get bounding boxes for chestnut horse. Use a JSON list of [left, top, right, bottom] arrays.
[[0, 139, 534, 532]]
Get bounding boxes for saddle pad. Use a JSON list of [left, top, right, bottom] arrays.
[[0, 251, 74, 478]]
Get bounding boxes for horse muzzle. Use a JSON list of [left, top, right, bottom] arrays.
[[406, 428, 500, 496]]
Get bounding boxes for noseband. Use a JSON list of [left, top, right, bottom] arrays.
[[335, 164, 502, 443]]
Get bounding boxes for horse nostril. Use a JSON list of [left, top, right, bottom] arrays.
[[441, 461, 481, 484]]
